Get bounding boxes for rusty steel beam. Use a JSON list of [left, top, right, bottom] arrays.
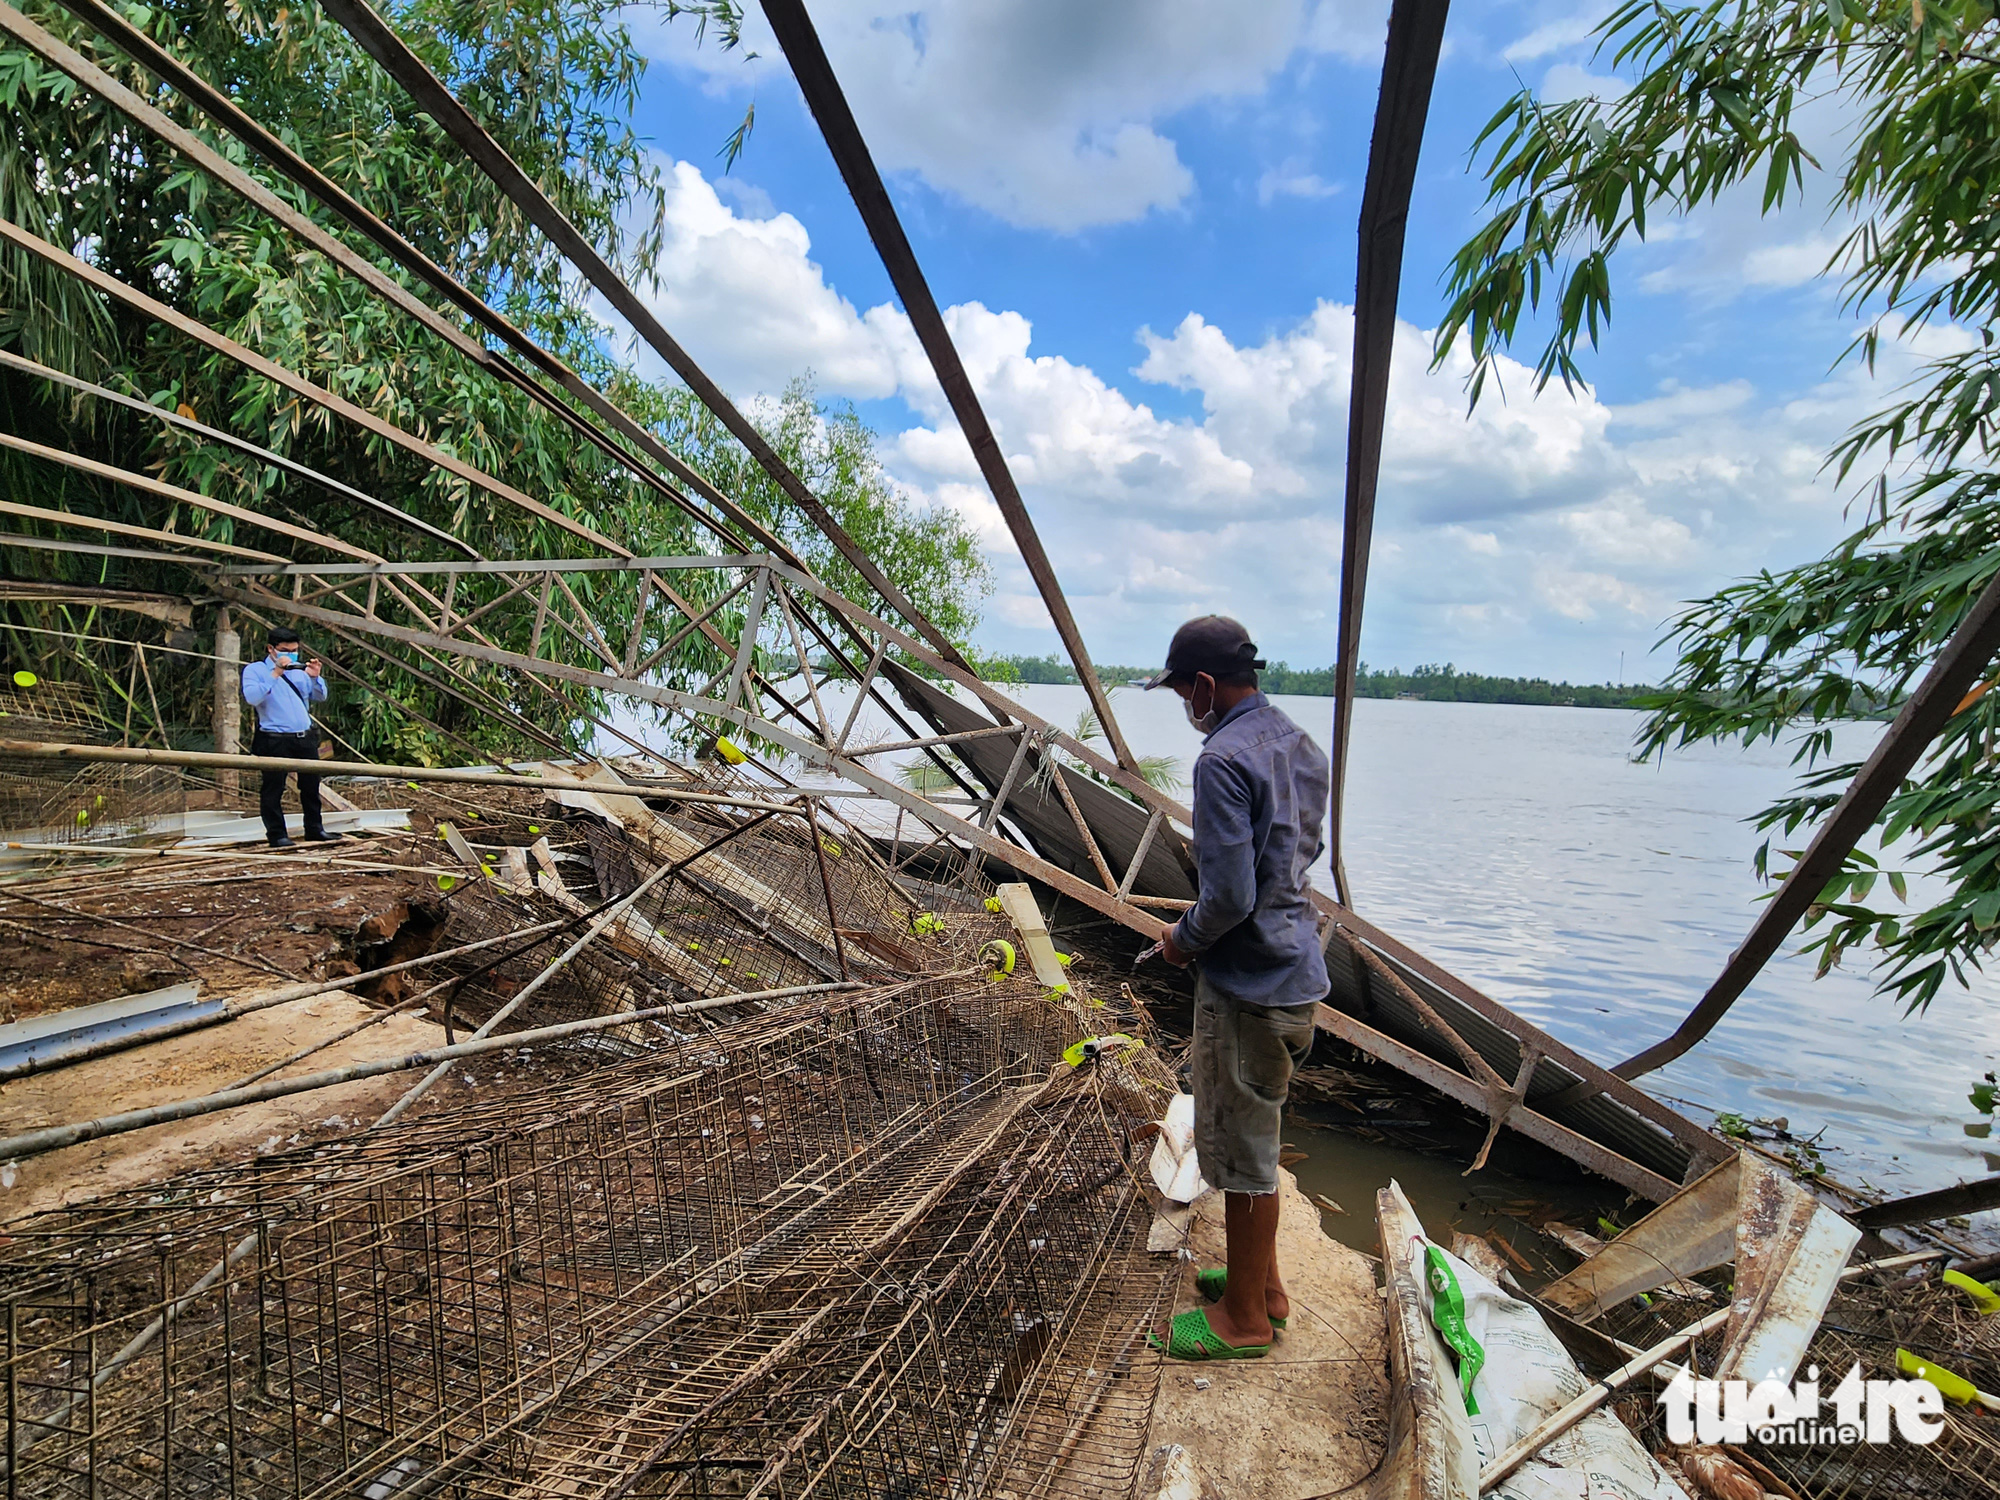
[[1316, 1005, 1679, 1202], [0, 432, 380, 564], [0, 497, 283, 565], [758, 0, 1137, 774], [0, 350, 477, 559], [218, 578, 1173, 937], [1328, 0, 1450, 904], [1851, 1173, 2000, 1230], [1601, 561, 2000, 1086], [220, 560, 1701, 1195], [0, 217, 614, 557], [42, 0, 792, 567], [1326, 902, 1728, 1167]]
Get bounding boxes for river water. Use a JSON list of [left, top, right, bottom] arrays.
[[604, 677, 2000, 1202], [962, 685, 2000, 1202]]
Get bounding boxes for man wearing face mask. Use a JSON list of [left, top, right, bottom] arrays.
[[1141, 615, 1330, 1361], [241, 625, 335, 849]]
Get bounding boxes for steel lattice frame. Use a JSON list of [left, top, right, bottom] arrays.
[[0, 0, 1719, 1252]]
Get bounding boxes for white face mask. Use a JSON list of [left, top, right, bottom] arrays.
[[1183, 677, 1220, 735]]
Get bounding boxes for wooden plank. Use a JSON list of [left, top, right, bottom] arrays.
[[993, 883, 1068, 989]]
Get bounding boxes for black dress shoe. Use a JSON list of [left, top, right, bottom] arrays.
[[269, 836, 297, 849], [301, 830, 343, 843]]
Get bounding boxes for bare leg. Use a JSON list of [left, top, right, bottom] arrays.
[[1203, 1190, 1280, 1347]]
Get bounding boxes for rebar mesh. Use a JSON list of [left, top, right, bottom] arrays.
[[424, 804, 1012, 1038], [0, 681, 184, 841], [0, 980, 1174, 1499]]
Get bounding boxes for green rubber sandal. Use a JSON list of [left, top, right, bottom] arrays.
[[1146, 1307, 1271, 1361], [1193, 1267, 1288, 1329]]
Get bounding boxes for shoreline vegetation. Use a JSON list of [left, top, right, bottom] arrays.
[[982, 656, 1655, 709]]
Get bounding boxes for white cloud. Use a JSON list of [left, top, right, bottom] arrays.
[[629, 158, 914, 399], [632, 0, 1388, 232], [613, 154, 1914, 674], [1623, 92, 1861, 302], [1503, 6, 1611, 63], [710, 176, 777, 220], [1538, 62, 1625, 106], [1530, 563, 1652, 622], [1257, 160, 1342, 205]]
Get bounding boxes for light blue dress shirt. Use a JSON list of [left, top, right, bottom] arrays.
[[242, 658, 327, 734]]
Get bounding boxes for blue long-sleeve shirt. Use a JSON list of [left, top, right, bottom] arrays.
[[1169, 692, 1331, 1007], [242, 659, 327, 734]]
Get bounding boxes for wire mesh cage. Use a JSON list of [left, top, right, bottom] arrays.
[[0, 679, 188, 842], [0, 981, 1174, 1500]]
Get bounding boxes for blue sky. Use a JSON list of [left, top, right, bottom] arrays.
[[610, 0, 1922, 682]]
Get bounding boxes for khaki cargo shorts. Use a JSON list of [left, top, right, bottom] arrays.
[[1190, 973, 1317, 1196]]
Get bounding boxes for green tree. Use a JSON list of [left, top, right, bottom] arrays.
[[0, 0, 986, 762], [1437, 0, 2000, 1008]]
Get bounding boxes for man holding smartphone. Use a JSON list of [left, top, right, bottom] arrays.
[[241, 625, 335, 848]]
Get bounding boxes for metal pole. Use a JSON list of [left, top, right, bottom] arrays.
[[802, 797, 850, 981], [1602, 562, 2000, 1085], [0, 919, 568, 1083], [0, 739, 812, 812], [757, 0, 1137, 772], [212, 607, 240, 799], [1326, 0, 1451, 905], [309, 0, 976, 674]]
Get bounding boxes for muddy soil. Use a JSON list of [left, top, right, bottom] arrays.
[[0, 868, 444, 1021]]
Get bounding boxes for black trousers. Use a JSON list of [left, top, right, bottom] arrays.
[[252, 728, 323, 843]]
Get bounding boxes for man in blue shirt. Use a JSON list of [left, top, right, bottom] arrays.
[[241, 625, 334, 848], [1143, 615, 1330, 1361]]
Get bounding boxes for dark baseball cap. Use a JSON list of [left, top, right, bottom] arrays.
[[1141, 616, 1267, 689]]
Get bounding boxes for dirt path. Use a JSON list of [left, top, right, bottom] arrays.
[[1144, 1171, 1389, 1498], [0, 991, 446, 1220]]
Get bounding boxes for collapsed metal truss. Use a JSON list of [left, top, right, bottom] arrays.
[[1, 0, 1720, 1228]]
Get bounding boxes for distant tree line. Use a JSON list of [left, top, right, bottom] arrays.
[[983, 655, 1652, 708], [1266, 662, 1653, 708]]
